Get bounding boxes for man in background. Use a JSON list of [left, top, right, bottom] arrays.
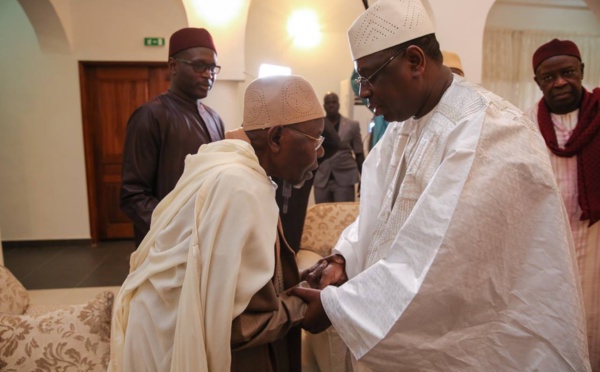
[[110, 75, 325, 372], [274, 120, 339, 252], [527, 38, 599, 370], [442, 50, 464, 76], [292, 0, 591, 370], [313, 92, 364, 203], [120, 27, 225, 246]]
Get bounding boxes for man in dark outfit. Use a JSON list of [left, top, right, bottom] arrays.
[[120, 28, 225, 246], [314, 92, 364, 203]]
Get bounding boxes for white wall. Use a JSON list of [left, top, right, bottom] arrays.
[[0, 0, 190, 241], [70, 0, 187, 61], [428, 0, 496, 83], [1, 0, 596, 241], [0, 1, 89, 240], [202, 81, 245, 131], [244, 0, 365, 101], [486, 3, 599, 33]]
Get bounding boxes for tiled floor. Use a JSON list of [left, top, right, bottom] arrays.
[[3, 239, 136, 290]]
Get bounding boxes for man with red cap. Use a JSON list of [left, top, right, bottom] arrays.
[[527, 38, 600, 370], [120, 27, 225, 246]]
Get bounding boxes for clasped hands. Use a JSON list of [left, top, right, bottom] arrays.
[[288, 254, 348, 334]]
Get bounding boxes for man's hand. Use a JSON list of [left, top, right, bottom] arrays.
[[301, 254, 348, 289], [288, 287, 331, 334]]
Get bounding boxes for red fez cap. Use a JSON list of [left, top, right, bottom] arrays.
[[169, 28, 217, 57], [532, 38, 580, 72]]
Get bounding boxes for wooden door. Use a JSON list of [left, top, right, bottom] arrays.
[[80, 63, 170, 241]]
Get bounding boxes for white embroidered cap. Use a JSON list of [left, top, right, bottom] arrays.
[[348, 0, 435, 60], [243, 75, 324, 131]]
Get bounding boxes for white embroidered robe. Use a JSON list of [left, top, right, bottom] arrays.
[[321, 78, 591, 371]]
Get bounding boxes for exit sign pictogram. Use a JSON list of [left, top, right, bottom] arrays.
[[144, 37, 165, 47]]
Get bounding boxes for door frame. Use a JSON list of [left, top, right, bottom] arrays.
[[79, 61, 168, 242]]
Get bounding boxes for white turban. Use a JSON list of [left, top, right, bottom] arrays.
[[348, 0, 435, 60]]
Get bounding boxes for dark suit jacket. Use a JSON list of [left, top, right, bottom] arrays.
[[314, 116, 364, 188]]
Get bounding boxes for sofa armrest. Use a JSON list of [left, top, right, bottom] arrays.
[[297, 249, 323, 273], [0, 291, 114, 372], [0, 265, 29, 315]]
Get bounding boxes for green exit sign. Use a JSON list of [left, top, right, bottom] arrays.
[[144, 37, 165, 47]]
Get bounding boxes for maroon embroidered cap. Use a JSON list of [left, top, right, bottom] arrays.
[[532, 38, 580, 73], [169, 28, 216, 57]]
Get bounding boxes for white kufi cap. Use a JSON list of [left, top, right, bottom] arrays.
[[348, 0, 435, 60], [243, 75, 324, 131]]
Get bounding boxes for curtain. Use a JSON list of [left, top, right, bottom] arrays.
[[482, 28, 600, 112]]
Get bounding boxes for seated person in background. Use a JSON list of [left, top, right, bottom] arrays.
[[109, 75, 326, 372], [527, 38, 600, 370], [314, 92, 364, 203], [442, 50, 464, 76]]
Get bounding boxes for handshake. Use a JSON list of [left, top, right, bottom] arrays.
[[288, 254, 348, 334]]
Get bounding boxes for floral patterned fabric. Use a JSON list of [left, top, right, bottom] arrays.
[[299, 203, 358, 372], [25, 304, 71, 318], [0, 291, 114, 372], [300, 202, 360, 258], [0, 265, 29, 315]]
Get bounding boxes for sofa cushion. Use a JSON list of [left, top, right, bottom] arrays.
[[0, 265, 29, 315], [300, 202, 360, 257], [0, 290, 113, 372]]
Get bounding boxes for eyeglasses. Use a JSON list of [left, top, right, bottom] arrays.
[[354, 48, 405, 89], [174, 58, 221, 74], [285, 127, 325, 150]]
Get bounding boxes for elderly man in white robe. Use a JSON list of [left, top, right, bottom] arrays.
[[291, 0, 591, 371], [109, 75, 326, 372]]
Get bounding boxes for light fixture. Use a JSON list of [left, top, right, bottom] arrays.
[[287, 9, 322, 49], [259, 64, 292, 78], [190, 0, 244, 26]]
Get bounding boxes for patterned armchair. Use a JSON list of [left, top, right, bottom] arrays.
[[0, 265, 113, 371], [297, 202, 360, 272], [297, 202, 359, 372]]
